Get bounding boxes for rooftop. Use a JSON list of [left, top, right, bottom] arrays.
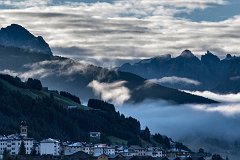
[[41, 138, 59, 143]]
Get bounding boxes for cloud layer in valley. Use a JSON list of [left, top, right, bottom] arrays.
[[88, 80, 130, 105], [118, 91, 240, 159], [0, 0, 239, 66], [184, 90, 240, 103]]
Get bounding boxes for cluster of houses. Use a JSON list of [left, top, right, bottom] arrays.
[[0, 122, 195, 160]]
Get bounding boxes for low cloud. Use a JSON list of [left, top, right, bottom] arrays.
[[88, 80, 130, 105], [0, 59, 90, 80], [230, 76, 240, 81], [21, 59, 90, 78], [148, 76, 201, 86], [118, 98, 240, 159], [0, 69, 19, 77], [190, 103, 240, 117], [184, 90, 240, 103]]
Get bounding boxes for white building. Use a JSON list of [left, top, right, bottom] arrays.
[[0, 121, 34, 155], [146, 147, 163, 157], [128, 145, 146, 157], [33, 141, 40, 155], [62, 142, 93, 156], [82, 143, 93, 155], [89, 132, 101, 143], [167, 148, 190, 158], [40, 138, 60, 156], [64, 142, 84, 155], [89, 132, 101, 139], [93, 144, 115, 157]]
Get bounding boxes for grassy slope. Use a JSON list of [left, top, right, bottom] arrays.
[[0, 79, 87, 110]]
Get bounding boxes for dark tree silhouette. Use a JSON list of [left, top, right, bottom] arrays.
[[3, 149, 10, 160], [199, 148, 205, 153], [30, 147, 37, 155], [60, 91, 81, 104], [18, 141, 26, 155], [26, 78, 42, 90], [140, 127, 151, 142], [212, 154, 223, 160]]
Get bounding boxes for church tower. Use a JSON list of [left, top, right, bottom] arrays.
[[20, 121, 28, 138]]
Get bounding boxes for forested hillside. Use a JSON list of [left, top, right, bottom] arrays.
[[0, 74, 189, 150]]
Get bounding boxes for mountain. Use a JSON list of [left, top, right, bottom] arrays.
[[0, 74, 191, 150], [0, 45, 216, 104], [0, 24, 216, 104], [0, 24, 52, 55], [119, 50, 240, 93]]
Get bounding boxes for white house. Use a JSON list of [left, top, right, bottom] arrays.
[[0, 121, 34, 155], [167, 148, 190, 158], [40, 138, 60, 156], [64, 142, 84, 155], [146, 147, 163, 157], [82, 143, 93, 155], [121, 148, 137, 157], [128, 145, 146, 157], [93, 144, 115, 157], [105, 147, 115, 156], [89, 132, 101, 143], [89, 132, 101, 139]]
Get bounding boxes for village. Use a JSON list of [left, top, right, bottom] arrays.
[[0, 122, 215, 160]]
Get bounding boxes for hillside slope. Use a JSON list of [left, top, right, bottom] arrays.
[[0, 74, 190, 151]]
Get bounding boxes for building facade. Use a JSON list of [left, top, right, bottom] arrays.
[[40, 138, 60, 156], [0, 121, 34, 155], [93, 144, 115, 157]]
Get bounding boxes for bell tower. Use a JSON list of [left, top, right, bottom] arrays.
[[20, 121, 28, 138]]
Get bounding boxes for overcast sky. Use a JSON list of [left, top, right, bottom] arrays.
[[0, 0, 240, 67]]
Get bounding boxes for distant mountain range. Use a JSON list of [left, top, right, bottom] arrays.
[[119, 50, 240, 94], [0, 24, 216, 104]]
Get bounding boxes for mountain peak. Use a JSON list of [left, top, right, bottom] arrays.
[[0, 24, 52, 55], [154, 54, 172, 60], [1, 24, 34, 39], [7, 24, 27, 30], [201, 50, 220, 63], [225, 54, 233, 60], [180, 49, 195, 58]]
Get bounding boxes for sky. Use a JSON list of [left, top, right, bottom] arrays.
[[0, 0, 240, 67]]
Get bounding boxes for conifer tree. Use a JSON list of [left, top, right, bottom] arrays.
[[18, 141, 26, 155]]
